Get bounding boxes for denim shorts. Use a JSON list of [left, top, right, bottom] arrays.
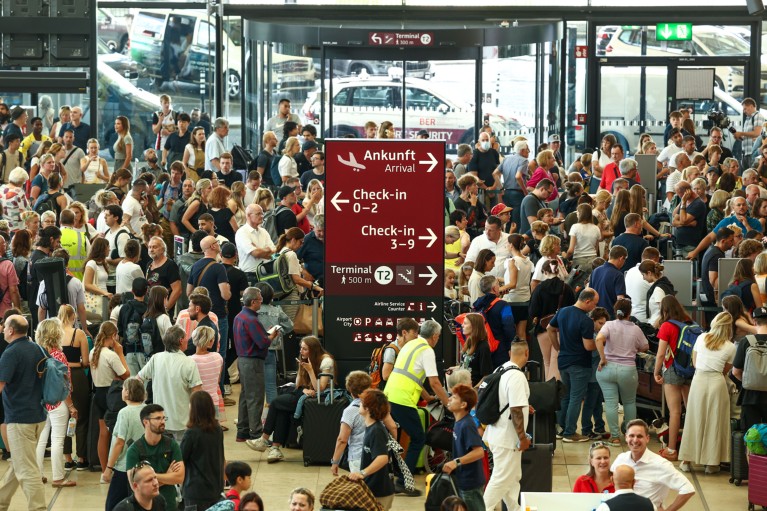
[[663, 364, 692, 386]]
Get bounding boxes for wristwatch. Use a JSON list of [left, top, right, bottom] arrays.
[[454, 458, 462, 467], [360, 469, 367, 477]]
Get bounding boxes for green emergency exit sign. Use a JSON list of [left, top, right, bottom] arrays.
[[655, 23, 693, 41]]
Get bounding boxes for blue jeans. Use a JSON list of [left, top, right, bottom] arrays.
[[557, 364, 592, 436], [217, 318, 229, 394], [580, 382, 605, 435], [390, 402, 425, 482], [503, 189, 525, 230], [596, 362, 638, 438], [265, 350, 278, 405]]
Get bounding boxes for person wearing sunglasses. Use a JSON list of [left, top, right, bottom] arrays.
[[113, 461, 165, 511], [124, 404, 184, 511], [573, 441, 615, 494]]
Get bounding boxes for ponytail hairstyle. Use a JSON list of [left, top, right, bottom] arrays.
[[706, 311, 733, 351], [508, 233, 526, 253], [57, 304, 76, 326], [638, 260, 664, 279], [108, 168, 132, 188], [613, 298, 632, 320], [275, 226, 305, 252], [91, 321, 118, 369]]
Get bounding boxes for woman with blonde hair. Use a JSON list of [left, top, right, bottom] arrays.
[[30, 153, 56, 203], [303, 179, 325, 227], [722, 295, 757, 338], [678, 311, 736, 473], [112, 116, 133, 171], [609, 189, 632, 237], [57, 304, 90, 471], [278, 137, 300, 184], [183, 126, 206, 181], [276, 227, 323, 320], [89, 321, 128, 481], [628, 185, 663, 238], [527, 149, 559, 207], [34, 318, 78, 487], [531, 234, 568, 290], [255, 187, 274, 212], [68, 201, 97, 240], [229, 181, 247, 227], [27, 140, 52, 184], [181, 178, 212, 235], [49, 105, 70, 140], [80, 138, 110, 184], [707, 190, 730, 232]]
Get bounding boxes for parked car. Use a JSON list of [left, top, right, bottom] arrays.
[[301, 73, 524, 145], [98, 38, 140, 81], [97, 8, 130, 53], [595, 25, 618, 56], [129, 9, 315, 100], [323, 59, 433, 79], [604, 24, 765, 94]]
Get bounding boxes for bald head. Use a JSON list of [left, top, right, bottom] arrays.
[[5, 314, 28, 342], [200, 235, 219, 255], [613, 465, 635, 490]]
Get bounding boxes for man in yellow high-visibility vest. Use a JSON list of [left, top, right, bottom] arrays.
[[383, 319, 449, 496]]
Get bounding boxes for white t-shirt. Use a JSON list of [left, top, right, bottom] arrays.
[[568, 222, 601, 260], [86, 260, 109, 290], [90, 347, 127, 387], [205, 133, 227, 170], [647, 286, 667, 327], [658, 143, 682, 165], [121, 195, 147, 235], [625, 265, 651, 323], [137, 350, 202, 432], [532, 256, 568, 282], [115, 261, 144, 294], [483, 363, 529, 450], [278, 155, 298, 180], [693, 336, 736, 373]]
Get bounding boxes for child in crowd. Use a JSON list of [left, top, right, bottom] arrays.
[[225, 461, 253, 510], [445, 268, 458, 300], [442, 384, 486, 511], [459, 264, 473, 303]]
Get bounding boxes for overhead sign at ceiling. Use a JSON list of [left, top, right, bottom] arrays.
[[324, 139, 444, 361], [368, 32, 434, 47], [655, 23, 693, 42]]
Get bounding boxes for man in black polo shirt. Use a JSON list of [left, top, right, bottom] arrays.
[[274, 186, 299, 236], [611, 213, 649, 274], [672, 181, 707, 259], [221, 241, 248, 400]]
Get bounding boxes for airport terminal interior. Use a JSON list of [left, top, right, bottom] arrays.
[[5, 0, 767, 510]]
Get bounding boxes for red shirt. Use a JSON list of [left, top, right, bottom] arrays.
[[657, 321, 686, 369], [572, 474, 615, 494], [292, 203, 311, 234], [599, 161, 641, 192], [225, 488, 240, 510]]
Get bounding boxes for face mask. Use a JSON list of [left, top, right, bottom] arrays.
[[480, 141, 490, 151]]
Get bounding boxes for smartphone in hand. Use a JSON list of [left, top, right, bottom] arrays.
[[267, 325, 282, 335]]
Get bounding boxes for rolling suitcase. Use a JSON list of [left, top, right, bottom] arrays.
[[519, 414, 554, 494], [730, 418, 748, 486], [302, 373, 349, 466], [749, 453, 767, 510]]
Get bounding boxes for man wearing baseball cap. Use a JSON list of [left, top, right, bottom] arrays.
[[416, 129, 429, 139], [275, 185, 299, 235], [490, 203, 513, 233], [548, 134, 563, 167], [732, 306, 767, 432], [294, 139, 318, 176]]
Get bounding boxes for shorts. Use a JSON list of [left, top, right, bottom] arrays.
[[93, 386, 110, 419], [510, 303, 529, 323], [663, 364, 692, 386]]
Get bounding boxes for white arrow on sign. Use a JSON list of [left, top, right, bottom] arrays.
[[418, 228, 437, 248], [427, 302, 437, 312], [418, 266, 437, 286], [331, 191, 350, 211], [419, 152, 438, 173], [371, 33, 382, 44], [660, 24, 672, 39]]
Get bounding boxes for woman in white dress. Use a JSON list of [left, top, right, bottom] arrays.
[[501, 234, 533, 339], [83, 238, 113, 320], [678, 311, 736, 474], [278, 137, 300, 184]]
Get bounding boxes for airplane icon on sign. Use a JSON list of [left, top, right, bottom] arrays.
[[338, 152, 366, 171]]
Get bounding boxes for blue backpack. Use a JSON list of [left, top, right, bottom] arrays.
[[720, 280, 752, 305], [667, 320, 703, 379], [35, 344, 70, 406]]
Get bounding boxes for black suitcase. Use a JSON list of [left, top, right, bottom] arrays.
[[731, 418, 749, 486], [519, 414, 554, 494], [302, 373, 349, 466], [526, 411, 557, 451]]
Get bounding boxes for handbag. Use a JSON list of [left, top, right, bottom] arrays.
[[293, 299, 324, 336]]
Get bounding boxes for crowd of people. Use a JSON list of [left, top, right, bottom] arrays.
[[0, 91, 765, 511]]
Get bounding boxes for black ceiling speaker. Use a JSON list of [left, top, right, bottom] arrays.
[[747, 0, 765, 15]]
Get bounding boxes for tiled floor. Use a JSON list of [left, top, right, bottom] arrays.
[[0, 384, 753, 511]]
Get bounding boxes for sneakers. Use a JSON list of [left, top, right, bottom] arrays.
[[586, 432, 601, 441], [267, 446, 284, 464], [246, 438, 270, 452], [659, 448, 678, 461], [594, 430, 611, 440], [555, 425, 564, 440], [394, 483, 422, 497], [75, 461, 89, 471], [562, 433, 590, 443], [224, 384, 232, 396], [64, 460, 76, 470], [679, 461, 691, 472], [705, 465, 721, 474]]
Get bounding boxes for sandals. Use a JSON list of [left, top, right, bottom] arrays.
[[52, 480, 76, 487]]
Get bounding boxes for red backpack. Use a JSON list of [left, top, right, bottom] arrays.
[[453, 298, 501, 352]]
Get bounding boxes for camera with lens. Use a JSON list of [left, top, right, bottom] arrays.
[[704, 108, 737, 134]]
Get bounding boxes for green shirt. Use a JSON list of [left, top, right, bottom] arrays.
[[125, 435, 182, 510]]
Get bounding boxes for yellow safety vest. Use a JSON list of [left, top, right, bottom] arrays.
[[384, 337, 431, 408], [60, 227, 87, 280]]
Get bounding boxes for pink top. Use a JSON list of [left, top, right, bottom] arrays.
[[526, 166, 558, 200], [598, 320, 649, 366], [191, 352, 224, 408], [0, 260, 19, 318], [46, 349, 71, 412]]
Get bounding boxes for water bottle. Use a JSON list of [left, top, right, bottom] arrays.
[[66, 417, 76, 438]]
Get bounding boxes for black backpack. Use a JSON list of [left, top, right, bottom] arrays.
[[475, 365, 523, 425], [109, 229, 138, 259], [269, 153, 283, 187], [34, 191, 62, 217], [122, 301, 144, 348], [104, 380, 127, 432], [424, 472, 459, 511], [139, 316, 164, 357]]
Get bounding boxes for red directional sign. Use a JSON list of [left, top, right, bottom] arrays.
[[368, 32, 434, 47], [324, 139, 444, 360]]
